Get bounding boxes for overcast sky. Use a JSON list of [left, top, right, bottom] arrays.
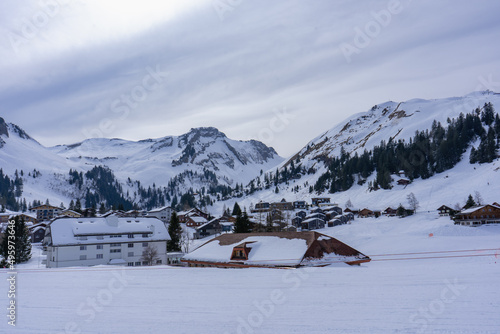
[[1, 0, 499, 157]]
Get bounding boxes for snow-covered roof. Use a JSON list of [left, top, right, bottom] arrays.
[[190, 216, 208, 223], [459, 204, 500, 215], [183, 232, 370, 267], [195, 218, 219, 230], [148, 206, 172, 213], [303, 217, 324, 223], [48, 216, 170, 246], [184, 234, 309, 266]]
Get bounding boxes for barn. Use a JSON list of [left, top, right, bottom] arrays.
[[182, 231, 370, 268]]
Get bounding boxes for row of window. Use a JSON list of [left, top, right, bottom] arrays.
[[127, 260, 162, 266], [80, 243, 148, 251], [109, 234, 150, 238], [80, 254, 104, 260], [79, 251, 145, 259]]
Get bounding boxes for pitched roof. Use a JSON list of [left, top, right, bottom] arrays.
[[47, 216, 170, 246], [183, 231, 369, 267], [148, 206, 173, 213]]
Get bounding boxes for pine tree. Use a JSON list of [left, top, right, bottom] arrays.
[[481, 102, 495, 126], [234, 212, 251, 233], [0, 216, 32, 265], [75, 199, 82, 212], [464, 194, 476, 209], [232, 202, 242, 216], [167, 212, 182, 252], [99, 203, 106, 215]]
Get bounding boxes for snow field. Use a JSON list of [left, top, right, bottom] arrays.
[[1, 213, 499, 333]]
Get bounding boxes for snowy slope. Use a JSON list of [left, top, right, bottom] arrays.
[[4, 213, 500, 333], [293, 91, 500, 165], [229, 91, 500, 215]]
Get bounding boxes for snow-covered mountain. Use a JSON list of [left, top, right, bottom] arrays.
[[49, 126, 281, 187], [290, 90, 500, 168], [0, 120, 283, 207], [1, 91, 499, 213], [228, 91, 500, 213]]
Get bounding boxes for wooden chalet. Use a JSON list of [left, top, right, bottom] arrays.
[[301, 217, 325, 230], [293, 201, 307, 210], [311, 197, 330, 206], [253, 202, 270, 213], [194, 218, 221, 239], [182, 231, 371, 268], [397, 179, 411, 186], [453, 204, 500, 226], [178, 208, 211, 223], [344, 208, 359, 215], [358, 208, 375, 218], [59, 209, 83, 218], [383, 207, 397, 216], [437, 205, 455, 216], [186, 216, 208, 228], [328, 219, 342, 227], [270, 198, 294, 211]]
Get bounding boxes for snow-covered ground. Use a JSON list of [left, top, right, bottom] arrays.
[[2, 213, 500, 333]]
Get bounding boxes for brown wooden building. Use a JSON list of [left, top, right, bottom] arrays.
[[453, 204, 500, 226], [182, 231, 371, 268]]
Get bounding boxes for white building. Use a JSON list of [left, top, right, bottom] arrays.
[[44, 216, 171, 268], [147, 206, 174, 223]]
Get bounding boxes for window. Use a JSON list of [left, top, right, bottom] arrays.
[[97, 245, 103, 250], [142, 242, 148, 247], [156, 260, 162, 264], [128, 252, 134, 257], [128, 262, 134, 267], [142, 261, 149, 265], [80, 246, 87, 251], [128, 243, 134, 248], [135, 261, 141, 266], [142, 233, 149, 238], [79, 255, 87, 260], [128, 234, 134, 238], [96, 254, 103, 259], [110, 249, 121, 253], [110, 243, 121, 247], [97, 236, 104, 240], [110, 235, 121, 238]]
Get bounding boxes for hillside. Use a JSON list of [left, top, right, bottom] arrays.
[[222, 91, 500, 214]]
